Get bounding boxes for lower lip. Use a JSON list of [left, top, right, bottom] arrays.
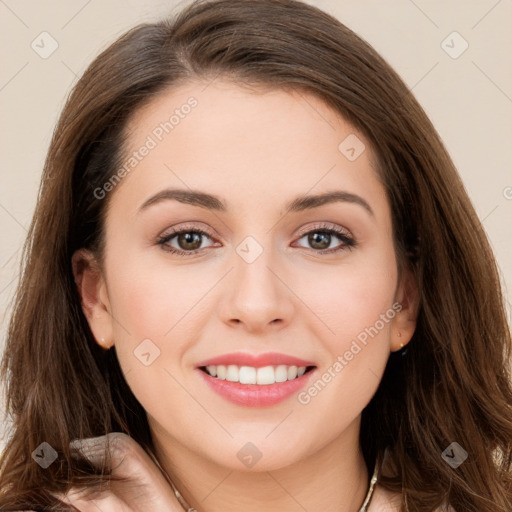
[[196, 368, 316, 407]]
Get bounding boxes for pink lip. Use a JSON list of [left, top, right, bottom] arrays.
[[197, 367, 317, 407], [195, 351, 316, 368], [195, 352, 317, 407]]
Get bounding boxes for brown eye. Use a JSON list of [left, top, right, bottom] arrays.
[[176, 232, 203, 251], [307, 232, 331, 250], [294, 224, 356, 254], [157, 228, 215, 255]]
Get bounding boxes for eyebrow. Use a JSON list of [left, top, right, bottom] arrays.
[[138, 188, 374, 217]]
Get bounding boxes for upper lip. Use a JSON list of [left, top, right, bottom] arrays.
[[196, 352, 316, 369]]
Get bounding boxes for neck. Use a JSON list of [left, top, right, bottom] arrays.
[[149, 416, 370, 512]]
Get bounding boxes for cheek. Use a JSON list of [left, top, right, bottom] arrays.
[[268, 259, 398, 460], [105, 255, 219, 400], [298, 250, 398, 349], [293, 249, 398, 407], [108, 253, 209, 341], [107, 271, 194, 421]]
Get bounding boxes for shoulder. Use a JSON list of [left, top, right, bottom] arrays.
[[368, 484, 451, 511]]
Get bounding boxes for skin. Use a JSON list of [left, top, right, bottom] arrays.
[[72, 79, 418, 512]]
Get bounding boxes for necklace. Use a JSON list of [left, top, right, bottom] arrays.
[[165, 455, 381, 512]]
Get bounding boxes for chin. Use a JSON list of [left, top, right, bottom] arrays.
[[196, 433, 313, 473]]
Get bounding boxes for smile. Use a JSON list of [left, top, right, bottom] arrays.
[[200, 364, 312, 384], [196, 364, 316, 407]]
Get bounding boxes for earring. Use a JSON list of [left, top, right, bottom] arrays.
[[398, 332, 408, 356]]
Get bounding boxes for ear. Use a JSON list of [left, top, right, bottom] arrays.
[[390, 266, 419, 352], [71, 249, 114, 351]]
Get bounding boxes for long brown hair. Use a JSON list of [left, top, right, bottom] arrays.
[[1, 0, 511, 510]]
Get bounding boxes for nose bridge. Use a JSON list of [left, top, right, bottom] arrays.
[[234, 233, 281, 302], [220, 232, 293, 329]]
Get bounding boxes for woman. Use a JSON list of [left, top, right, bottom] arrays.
[[0, 0, 510, 510]]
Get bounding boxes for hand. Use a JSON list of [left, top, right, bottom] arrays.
[[53, 432, 186, 512]]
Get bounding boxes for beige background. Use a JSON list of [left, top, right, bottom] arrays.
[[1, 0, 511, 455]]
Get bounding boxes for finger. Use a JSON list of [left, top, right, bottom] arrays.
[[69, 437, 110, 466], [70, 433, 138, 474], [66, 433, 186, 511]]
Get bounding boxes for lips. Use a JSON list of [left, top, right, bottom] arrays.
[[195, 352, 317, 407]]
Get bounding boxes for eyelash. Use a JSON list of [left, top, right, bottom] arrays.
[[156, 222, 356, 257]]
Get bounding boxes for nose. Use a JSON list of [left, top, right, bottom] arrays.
[[219, 245, 294, 334]]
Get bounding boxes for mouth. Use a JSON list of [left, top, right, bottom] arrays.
[[198, 364, 316, 385], [195, 356, 318, 407]]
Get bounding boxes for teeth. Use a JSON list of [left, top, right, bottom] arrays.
[[226, 364, 239, 382], [216, 365, 226, 380], [275, 365, 288, 383], [203, 364, 310, 384], [287, 366, 298, 379], [239, 366, 256, 384], [257, 366, 275, 385]]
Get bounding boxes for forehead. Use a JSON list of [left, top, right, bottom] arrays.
[[110, 79, 387, 219]]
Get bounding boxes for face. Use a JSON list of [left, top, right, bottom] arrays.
[[74, 79, 417, 472]]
